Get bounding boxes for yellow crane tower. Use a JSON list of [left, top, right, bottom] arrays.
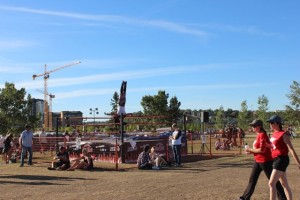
[[33, 61, 81, 130], [36, 89, 55, 130]]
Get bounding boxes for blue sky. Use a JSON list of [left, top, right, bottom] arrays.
[[0, 1, 299, 117]]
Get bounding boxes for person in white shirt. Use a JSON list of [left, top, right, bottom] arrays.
[[39, 128, 47, 154], [169, 123, 182, 167]]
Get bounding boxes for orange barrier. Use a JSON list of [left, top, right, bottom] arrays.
[[11, 135, 190, 167], [187, 134, 243, 156]]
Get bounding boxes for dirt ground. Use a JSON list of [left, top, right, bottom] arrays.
[[1, 139, 300, 200]]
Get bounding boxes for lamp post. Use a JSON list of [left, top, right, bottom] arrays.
[[89, 108, 99, 132]]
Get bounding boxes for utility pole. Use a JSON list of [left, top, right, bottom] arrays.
[[89, 108, 99, 132]]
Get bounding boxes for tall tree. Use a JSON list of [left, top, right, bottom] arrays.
[[110, 91, 119, 113], [0, 82, 39, 135], [286, 81, 300, 125], [237, 100, 249, 130], [256, 95, 269, 130], [214, 106, 225, 130], [140, 90, 181, 127], [287, 80, 300, 109], [168, 96, 181, 123], [141, 90, 169, 116]]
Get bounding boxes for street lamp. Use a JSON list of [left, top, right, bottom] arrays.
[[89, 108, 99, 132]]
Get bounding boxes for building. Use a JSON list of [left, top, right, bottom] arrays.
[[32, 98, 44, 128], [61, 111, 83, 127], [31, 98, 83, 129]]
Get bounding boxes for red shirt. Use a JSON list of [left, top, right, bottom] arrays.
[[253, 132, 273, 163], [270, 131, 289, 158]]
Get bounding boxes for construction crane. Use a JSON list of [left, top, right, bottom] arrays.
[[33, 61, 81, 130], [36, 89, 55, 129]]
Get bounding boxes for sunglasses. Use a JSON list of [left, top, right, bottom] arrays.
[[269, 122, 275, 125]]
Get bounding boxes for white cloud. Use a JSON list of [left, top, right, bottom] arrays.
[[0, 40, 35, 50], [33, 82, 274, 100], [192, 23, 281, 37], [14, 64, 216, 89], [0, 5, 208, 37]]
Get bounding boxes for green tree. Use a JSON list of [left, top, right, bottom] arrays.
[[168, 96, 181, 123], [0, 82, 39, 135], [256, 95, 269, 130], [286, 81, 300, 125], [237, 100, 249, 130], [141, 90, 169, 116], [140, 90, 181, 128], [287, 80, 300, 109], [214, 106, 225, 130], [110, 91, 119, 113]]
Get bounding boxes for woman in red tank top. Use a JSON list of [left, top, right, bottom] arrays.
[[239, 119, 286, 200], [268, 115, 300, 200]]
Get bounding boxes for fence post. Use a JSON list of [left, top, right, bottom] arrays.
[[166, 139, 169, 162], [120, 113, 125, 163], [56, 117, 60, 152], [115, 137, 118, 171]]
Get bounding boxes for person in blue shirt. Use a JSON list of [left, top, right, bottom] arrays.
[[19, 125, 34, 167]]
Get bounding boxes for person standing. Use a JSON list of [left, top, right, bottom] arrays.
[[239, 119, 286, 200], [267, 115, 300, 200], [63, 131, 70, 149], [19, 125, 34, 167], [170, 123, 182, 167], [287, 125, 295, 139], [2, 132, 14, 164], [39, 128, 47, 154]]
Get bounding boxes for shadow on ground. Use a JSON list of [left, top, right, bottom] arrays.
[[0, 174, 97, 186]]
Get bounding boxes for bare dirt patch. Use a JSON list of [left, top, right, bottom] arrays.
[[1, 139, 300, 200]]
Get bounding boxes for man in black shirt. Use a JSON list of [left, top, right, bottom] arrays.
[[48, 146, 70, 170]]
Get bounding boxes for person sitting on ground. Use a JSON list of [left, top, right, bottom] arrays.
[[9, 143, 21, 163], [215, 138, 223, 150], [2, 132, 13, 164], [137, 145, 153, 170], [221, 139, 231, 150], [67, 148, 93, 171], [48, 146, 70, 170], [149, 146, 168, 168]]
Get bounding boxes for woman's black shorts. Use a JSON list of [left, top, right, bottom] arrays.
[[273, 155, 289, 172]]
